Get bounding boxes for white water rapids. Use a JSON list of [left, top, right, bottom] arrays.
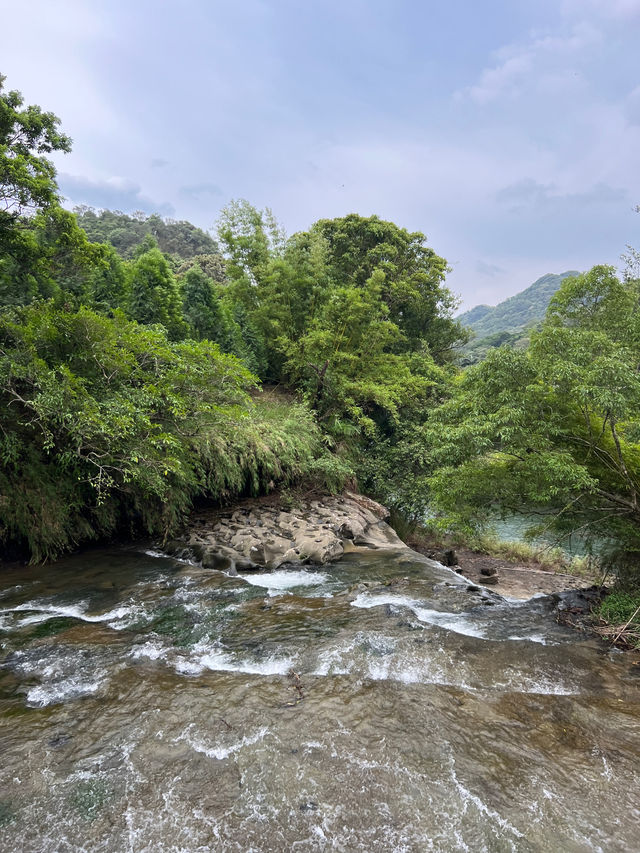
[[0, 545, 639, 851]]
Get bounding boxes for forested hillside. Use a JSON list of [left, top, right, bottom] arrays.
[[75, 207, 219, 260], [458, 271, 579, 363], [2, 75, 640, 625], [0, 76, 465, 561]]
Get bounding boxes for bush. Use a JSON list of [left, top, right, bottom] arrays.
[[0, 303, 347, 561]]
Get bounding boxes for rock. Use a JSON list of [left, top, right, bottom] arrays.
[[480, 574, 500, 585], [441, 548, 458, 567], [201, 547, 234, 572], [480, 566, 498, 576], [165, 492, 403, 571]]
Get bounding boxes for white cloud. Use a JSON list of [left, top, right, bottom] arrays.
[[459, 23, 600, 104]]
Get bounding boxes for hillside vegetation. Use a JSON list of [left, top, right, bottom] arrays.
[[2, 73, 640, 625], [0, 76, 464, 561], [459, 271, 579, 363]]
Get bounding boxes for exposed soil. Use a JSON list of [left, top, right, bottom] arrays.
[[408, 538, 598, 600]]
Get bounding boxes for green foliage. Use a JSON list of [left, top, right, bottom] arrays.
[[0, 303, 347, 561], [424, 266, 640, 576], [181, 265, 231, 345], [127, 247, 187, 339], [75, 207, 218, 260], [216, 203, 464, 430], [311, 213, 466, 359], [596, 591, 640, 626], [0, 74, 71, 225]]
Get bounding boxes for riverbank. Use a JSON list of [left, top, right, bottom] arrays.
[[404, 529, 600, 600], [164, 489, 600, 602], [163, 490, 406, 573]]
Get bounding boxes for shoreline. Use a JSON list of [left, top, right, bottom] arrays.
[[406, 536, 600, 601]]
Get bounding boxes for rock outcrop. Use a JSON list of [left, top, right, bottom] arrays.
[[164, 492, 405, 574]]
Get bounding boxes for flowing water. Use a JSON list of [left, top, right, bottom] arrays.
[[0, 544, 639, 852]]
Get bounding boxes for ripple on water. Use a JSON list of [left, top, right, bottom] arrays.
[[1, 599, 146, 631], [177, 723, 270, 761], [7, 644, 118, 707], [351, 592, 488, 638]]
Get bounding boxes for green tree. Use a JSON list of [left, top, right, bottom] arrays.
[[425, 266, 640, 571], [0, 74, 71, 226], [310, 214, 467, 360], [127, 247, 187, 339], [181, 265, 237, 349], [75, 207, 218, 260]]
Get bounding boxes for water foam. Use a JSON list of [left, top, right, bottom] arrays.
[[4, 600, 142, 630], [197, 648, 295, 676], [26, 676, 104, 707], [179, 724, 269, 760], [351, 592, 487, 638], [238, 568, 329, 595]]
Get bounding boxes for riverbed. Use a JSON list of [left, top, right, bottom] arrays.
[[1, 544, 638, 851]]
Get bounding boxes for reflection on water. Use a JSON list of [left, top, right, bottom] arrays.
[[1, 545, 639, 851]]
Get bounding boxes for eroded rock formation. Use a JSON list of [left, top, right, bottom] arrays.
[[164, 492, 405, 574]]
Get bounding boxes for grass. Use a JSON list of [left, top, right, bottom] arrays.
[[593, 591, 640, 649], [471, 534, 599, 578], [402, 519, 601, 579]]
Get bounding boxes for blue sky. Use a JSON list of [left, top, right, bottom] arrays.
[[3, 0, 640, 309]]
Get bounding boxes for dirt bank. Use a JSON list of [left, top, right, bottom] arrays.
[[408, 539, 597, 600]]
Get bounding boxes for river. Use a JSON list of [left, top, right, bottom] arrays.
[[1, 544, 638, 851]]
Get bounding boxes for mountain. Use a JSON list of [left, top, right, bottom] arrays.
[[458, 271, 580, 339], [457, 271, 580, 364]]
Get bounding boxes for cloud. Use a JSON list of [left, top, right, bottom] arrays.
[[458, 24, 599, 104], [496, 179, 627, 212], [58, 173, 174, 216], [151, 158, 169, 169], [562, 0, 640, 20], [476, 260, 506, 278], [179, 182, 223, 201]]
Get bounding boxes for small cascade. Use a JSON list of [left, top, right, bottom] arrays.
[[0, 545, 638, 851]]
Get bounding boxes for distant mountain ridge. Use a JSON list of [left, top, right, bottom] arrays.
[[458, 271, 580, 340]]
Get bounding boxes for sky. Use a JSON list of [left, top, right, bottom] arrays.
[[3, 0, 640, 310]]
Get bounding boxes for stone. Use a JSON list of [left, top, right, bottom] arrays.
[[480, 566, 498, 576], [441, 548, 458, 567]]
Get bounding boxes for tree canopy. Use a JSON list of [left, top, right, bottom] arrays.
[[424, 266, 640, 569]]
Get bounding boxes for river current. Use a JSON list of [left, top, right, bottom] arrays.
[[0, 545, 638, 851]]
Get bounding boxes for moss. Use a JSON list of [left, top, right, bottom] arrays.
[[0, 800, 16, 826], [27, 617, 78, 640]]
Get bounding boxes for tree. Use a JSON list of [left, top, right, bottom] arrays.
[[127, 247, 187, 339], [425, 266, 640, 572], [75, 207, 219, 260], [310, 214, 467, 360], [181, 265, 237, 349], [0, 75, 71, 225]]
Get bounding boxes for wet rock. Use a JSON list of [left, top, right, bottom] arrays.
[[47, 733, 72, 748], [166, 492, 406, 572]]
